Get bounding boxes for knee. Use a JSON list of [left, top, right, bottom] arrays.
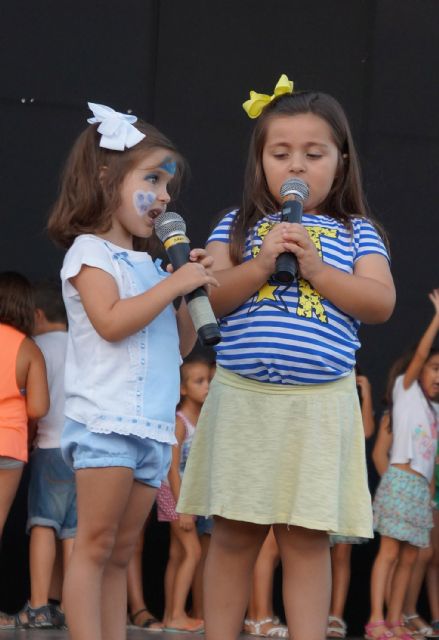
[[109, 536, 138, 570], [400, 546, 419, 567], [78, 527, 119, 566]]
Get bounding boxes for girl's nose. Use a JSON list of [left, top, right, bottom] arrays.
[[289, 153, 306, 174], [159, 189, 171, 204]]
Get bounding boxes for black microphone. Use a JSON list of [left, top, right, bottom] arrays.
[[273, 178, 309, 284], [154, 211, 221, 347]]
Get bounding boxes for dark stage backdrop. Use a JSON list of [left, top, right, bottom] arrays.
[[1, 0, 438, 633]]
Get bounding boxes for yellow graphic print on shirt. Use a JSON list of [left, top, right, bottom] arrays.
[[250, 222, 338, 323]]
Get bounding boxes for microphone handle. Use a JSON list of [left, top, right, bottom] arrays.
[[165, 238, 221, 347], [273, 200, 303, 285]]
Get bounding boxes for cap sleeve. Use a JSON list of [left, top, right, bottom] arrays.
[[61, 236, 117, 298]]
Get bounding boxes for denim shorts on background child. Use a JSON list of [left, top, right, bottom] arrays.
[[61, 417, 172, 488], [27, 447, 77, 539]]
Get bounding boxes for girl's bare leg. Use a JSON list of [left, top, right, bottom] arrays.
[[245, 528, 280, 635], [329, 543, 352, 621], [368, 536, 400, 637], [386, 543, 419, 635], [163, 529, 183, 623], [204, 517, 269, 640], [166, 521, 203, 630], [191, 533, 210, 619], [274, 524, 330, 640], [403, 545, 433, 630], [101, 480, 157, 640], [427, 511, 439, 622], [0, 466, 23, 540], [62, 467, 153, 640], [29, 526, 57, 607], [126, 523, 162, 628]]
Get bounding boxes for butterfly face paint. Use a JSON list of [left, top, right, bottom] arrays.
[[159, 156, 177, 176], [133, 190, 156, 216]]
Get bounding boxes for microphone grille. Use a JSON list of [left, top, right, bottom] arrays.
[[155, 211, 186, 242], [280, 178, 309, 202]]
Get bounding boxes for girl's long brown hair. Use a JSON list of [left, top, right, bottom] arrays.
[[230, 91, 387, 264], [0, 271, 35, 336], [48, 119, 186, 252]]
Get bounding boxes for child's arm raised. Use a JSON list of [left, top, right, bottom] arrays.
[[403, 289, 439, 390], [71, 250, 218, 342]]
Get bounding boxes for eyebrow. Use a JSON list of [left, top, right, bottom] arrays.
[[267, 141, 330, 149]]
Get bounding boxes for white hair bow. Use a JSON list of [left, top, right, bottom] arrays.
[[87, 102, 145, 151]]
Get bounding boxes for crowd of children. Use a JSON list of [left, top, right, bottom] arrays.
[[0, 76, 437, 640]]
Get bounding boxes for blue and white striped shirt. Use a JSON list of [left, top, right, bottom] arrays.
[[208, 210, 389, 385]]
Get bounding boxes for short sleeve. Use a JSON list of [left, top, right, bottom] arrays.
[[392, 375, 405, 404], [61, 235, 117, 298], [353, 218, 389, 263], [206, 210, 237, 244]]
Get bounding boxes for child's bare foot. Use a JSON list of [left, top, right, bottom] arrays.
[[164, 614, 204, 632]]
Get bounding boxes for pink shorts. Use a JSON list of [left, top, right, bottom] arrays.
[[156, 483, 179, 522]]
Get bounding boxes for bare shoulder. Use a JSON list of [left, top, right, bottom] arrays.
[[17, 336, 44, 364]]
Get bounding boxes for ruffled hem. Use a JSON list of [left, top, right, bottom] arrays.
[[86, 412, 177, 445]]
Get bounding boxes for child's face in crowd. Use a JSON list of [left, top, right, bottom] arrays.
[[420, 353, 439, 399], [181, 363, 211, 405], [262, 113, 340, 214], [110, 149, 176, 247], [419, 353, 439, 400]]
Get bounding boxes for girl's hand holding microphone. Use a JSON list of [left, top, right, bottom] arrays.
[[280, 222, 324, 282], [166, 249, 219, 297], [255, 221, 324, 283]]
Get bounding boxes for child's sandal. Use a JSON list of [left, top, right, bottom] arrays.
[[364, 619, 394, 640], [244, 617, 289, 638], [403, 613, 439, 638], [327, 616, 347, 638]]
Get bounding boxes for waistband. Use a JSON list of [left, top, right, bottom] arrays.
[[214, 365, 354, 396]]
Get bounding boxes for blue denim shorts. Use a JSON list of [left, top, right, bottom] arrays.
[[196, 516, 214, 536], [0, 456, 24, 470], [61, 418, 172, 489], [27, 447, 77, 539]]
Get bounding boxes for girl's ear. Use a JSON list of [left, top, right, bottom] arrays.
[[180, 382, 187, 397]]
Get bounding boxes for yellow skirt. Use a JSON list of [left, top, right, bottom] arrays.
[[178, 366, 373, 537]]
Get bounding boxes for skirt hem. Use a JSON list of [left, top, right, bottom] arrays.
[[178, 503, 373, 538]]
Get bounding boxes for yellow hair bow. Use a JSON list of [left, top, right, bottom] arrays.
[[242, 74, 294, 119]]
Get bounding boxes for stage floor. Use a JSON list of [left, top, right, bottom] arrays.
[[0, 630, 364, 639]]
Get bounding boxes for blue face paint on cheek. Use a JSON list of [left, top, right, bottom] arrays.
[[133, 190, 156, 216], [159, 156, 177, 176]]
